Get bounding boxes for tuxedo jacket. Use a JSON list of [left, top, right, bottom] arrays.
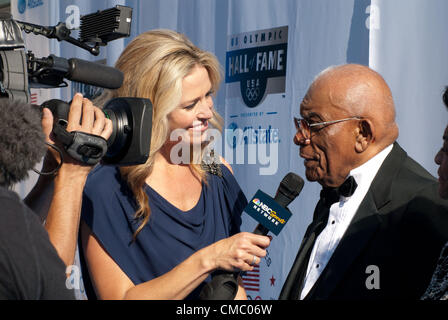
[[279, 143, 448, 300]]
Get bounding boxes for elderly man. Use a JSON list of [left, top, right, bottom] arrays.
[[279, 64, 448, 300]]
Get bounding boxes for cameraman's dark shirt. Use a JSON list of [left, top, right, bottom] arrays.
[[0, 186, 74, 300]]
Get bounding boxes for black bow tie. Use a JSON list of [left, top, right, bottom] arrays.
[[320, 176, 358, 207]]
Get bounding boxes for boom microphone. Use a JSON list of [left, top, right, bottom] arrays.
[[199, 172, 304, 300], [0, 99, 46, 187]]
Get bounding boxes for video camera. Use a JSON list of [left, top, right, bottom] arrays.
[[0, 5, 152, 166]]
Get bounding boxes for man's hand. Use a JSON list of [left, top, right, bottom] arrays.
[[41, 93, 113, 175], [40, 93, 112, 268], [65, 93, 113, 142]]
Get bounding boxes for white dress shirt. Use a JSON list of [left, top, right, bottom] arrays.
[[299, 144, 393, 299]]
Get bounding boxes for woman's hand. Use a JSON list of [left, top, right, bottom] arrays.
[[207, 232, 271, 272]]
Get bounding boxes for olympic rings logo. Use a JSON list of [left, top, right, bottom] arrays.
[[245, 87, 260, 101]]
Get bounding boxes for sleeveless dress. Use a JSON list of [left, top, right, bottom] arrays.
[[80, 164, 247, 299]]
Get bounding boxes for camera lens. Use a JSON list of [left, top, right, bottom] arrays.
[[102, 99, 132, 163]]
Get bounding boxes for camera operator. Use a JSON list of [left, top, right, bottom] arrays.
[[0, 94, 112, 299]]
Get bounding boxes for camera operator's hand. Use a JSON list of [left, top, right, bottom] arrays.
[[26, 93, 112, 269], [41, 93, 113, 174]]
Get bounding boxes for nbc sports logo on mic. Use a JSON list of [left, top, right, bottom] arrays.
[[245, 190, 292, 236]]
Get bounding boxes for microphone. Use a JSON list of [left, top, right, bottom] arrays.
[[199, 172, 304, 300], [0, 99, 47, 187], [66, 58, 123, 89], [253, 172, 304, 236], [30, 54, 124, 89]]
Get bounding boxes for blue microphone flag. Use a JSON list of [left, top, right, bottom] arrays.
[[244, 190, 292, 236]]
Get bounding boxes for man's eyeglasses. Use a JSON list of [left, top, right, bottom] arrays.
[[293, 116, 363, 144]]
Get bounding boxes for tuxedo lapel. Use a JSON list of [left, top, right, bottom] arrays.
[[304, 143, 406, 299]]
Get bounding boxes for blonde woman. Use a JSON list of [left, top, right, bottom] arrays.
[[79, 30, 270, 300]]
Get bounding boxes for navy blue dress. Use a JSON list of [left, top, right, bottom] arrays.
[[80, 164, 246, 299]]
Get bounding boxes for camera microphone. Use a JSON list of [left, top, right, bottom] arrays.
[[29, 54, 124, 90], [66, 57, 124, 89]]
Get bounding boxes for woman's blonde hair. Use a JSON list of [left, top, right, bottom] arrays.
[[96, 29, 223, 238]]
